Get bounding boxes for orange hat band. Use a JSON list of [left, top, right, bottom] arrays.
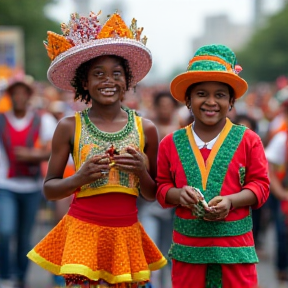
[[188, 55, 233, 72]]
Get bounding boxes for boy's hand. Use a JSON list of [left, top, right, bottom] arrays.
[[204, 196, 232, 221]]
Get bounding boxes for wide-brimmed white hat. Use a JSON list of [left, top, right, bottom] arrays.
[[44, 12, 152, 91]]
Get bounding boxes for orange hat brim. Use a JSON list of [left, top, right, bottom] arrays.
[[170, 71, 248, 103]]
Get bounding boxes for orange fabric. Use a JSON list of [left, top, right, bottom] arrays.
[[28, 215, 166, 283], [188, 55, 233, 72], [41, 162, 74, 179], [0, 94, 12, 113], [268, 121, 287, 142], [63, 165, 75, 178]]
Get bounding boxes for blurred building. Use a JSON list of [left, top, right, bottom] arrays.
[[192, 14, 252, 51], [192, 0, 287, 52], [0, 27, 25, 113], [0, 27, 24, 69]]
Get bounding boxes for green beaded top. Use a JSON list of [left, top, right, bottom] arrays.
[[77, 106, 142, 192]]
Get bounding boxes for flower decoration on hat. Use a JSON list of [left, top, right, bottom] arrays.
[[44, 32, 74, 61], [44, 11, 148, 61], [61, 11, 102, 45], [97, 13, 133, 39], [234, 64, 243, 75]]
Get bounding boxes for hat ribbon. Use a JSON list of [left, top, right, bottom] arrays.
[[187, 55, 233, 72]]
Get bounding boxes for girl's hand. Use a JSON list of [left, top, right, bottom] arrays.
[[113, 146, 147, 177], [204, 196, 232, 221], [75, 154, 110, 186]]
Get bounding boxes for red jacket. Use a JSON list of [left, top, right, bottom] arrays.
[[156, 120, 270, 264]]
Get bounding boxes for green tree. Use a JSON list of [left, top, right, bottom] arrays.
[[236, 4, 288, 84], [0, 0, 61, 80]]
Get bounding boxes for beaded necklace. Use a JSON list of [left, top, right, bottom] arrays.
[[82, 106, 134, 142]]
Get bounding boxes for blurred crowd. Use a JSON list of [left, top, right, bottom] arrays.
[[0, 71, 288, 288]]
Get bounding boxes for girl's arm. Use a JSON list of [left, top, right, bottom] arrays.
[[44, 116, 110, 200], [140, 118, 159, 201]]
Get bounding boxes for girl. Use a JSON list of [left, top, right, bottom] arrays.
[[156, 44, 269, 288], [27, 11, 166, 288]]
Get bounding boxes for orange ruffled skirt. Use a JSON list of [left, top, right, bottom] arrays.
[[27, 214, 167, 284]]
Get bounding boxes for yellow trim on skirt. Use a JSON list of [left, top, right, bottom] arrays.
[[27, 215, 167, 284]]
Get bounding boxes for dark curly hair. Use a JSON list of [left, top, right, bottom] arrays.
[[71, 55, 132, 104], [185, 82, 235, 110]]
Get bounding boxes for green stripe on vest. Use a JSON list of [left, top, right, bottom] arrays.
[[174, 214, 252, 237], [171, 125, 258, 264], [173, 124, 246, 201], [173, 127, 203, 189], [169, 243, 259, 264], [206, 264, 222, 288]]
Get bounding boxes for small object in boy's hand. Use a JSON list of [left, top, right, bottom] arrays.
[[191, 187, 212, 218], [192, 187, 210, 209]]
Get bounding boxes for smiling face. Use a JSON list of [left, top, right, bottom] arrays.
[[187, 81, 234, 129], [83, 55, 127, 106]]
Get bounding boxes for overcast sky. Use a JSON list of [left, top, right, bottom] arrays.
[[46, 0, 283, 84]]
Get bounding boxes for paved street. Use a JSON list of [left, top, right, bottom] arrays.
[[26, 208, 284, 288]]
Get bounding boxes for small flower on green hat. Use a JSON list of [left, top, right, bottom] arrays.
[[234, 64, 243, 75]]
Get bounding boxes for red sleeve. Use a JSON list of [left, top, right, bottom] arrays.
[[243, 131, 270, 209], [156, 134, 178, 208]]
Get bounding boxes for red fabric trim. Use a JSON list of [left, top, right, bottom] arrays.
[[173, 229, 255, 247], [68, 193, 138, 227]]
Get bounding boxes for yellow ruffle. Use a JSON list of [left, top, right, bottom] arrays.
[[27, 215, 166, 283]]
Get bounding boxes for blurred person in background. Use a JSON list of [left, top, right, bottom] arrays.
[[122, 88, 142, 113], [234, 114, 269, 258], [138, 91, 179, 288], [152, 91, 179, 140], [177, 104, 194, 128], [265, 79, 288, 145], [265, 99, 288, 287], [0, 76, 57, 288]]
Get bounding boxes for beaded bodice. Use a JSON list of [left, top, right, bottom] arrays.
[[73, 107, 145, 198]]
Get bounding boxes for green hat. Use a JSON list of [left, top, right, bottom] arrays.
[[170, 44, 248, 103]]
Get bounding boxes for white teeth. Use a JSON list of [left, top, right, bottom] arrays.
[[100, 88, 117, 92]]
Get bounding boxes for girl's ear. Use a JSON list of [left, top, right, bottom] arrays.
[[82, 80, 88, 90]]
